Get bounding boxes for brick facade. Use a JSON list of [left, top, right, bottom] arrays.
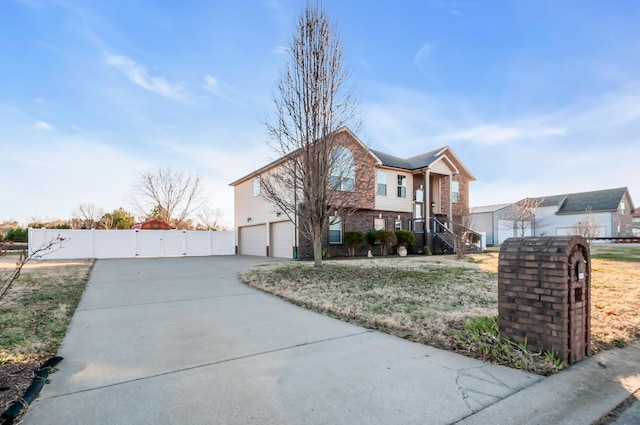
[[498, 236, 591, 364]]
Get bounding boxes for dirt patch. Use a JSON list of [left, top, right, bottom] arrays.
[[0, 360, 40, 414]]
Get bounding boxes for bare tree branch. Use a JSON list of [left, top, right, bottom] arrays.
[[0, 235, 66, 305], [131, 167, 204, 229], [262, 1, 359, 267], [508, 198, 543, 237]]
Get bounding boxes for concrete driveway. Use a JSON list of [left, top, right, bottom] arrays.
[[21, 256, 542, 425]]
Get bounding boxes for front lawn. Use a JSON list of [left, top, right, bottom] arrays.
[[241, 251, 639, 375]]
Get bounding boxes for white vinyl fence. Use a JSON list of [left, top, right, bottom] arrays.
[[28, 228, 235, 259]]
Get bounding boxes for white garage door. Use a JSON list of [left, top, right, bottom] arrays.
[[239, 225, 266, 256], [270, 221, 293, 258]]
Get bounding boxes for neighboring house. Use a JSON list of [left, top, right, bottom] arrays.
[[634, 211, 640, 236], [131, 218, 172, 230], [471, 187, 636, 244], [229, 127, 476, 259], [468, 203, 516, 246]]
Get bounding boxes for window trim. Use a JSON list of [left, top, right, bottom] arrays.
[[329, 216, 343, 244], [451, 181, 460, 203], [252, 177, 261, 197], [329, 147, 355, 192], [376, 171, 387, 196], [397, 175, 407, 198]]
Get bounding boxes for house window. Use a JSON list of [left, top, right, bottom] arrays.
[[329, 216, 342, 243], [374, 218, 385, 230], [377, 171, 387, 196], [620, 201, 626, 215], [395, 219, 402, 231], [397, 175, 406, 198], [452, 181, 459, 203], [329, 147, 355, 191], [252, 178, 261, 196]]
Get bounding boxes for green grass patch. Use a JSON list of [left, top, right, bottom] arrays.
[[0, 260, 93, 358], [590, 245, 640, 263]]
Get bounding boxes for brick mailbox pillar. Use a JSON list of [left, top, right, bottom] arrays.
[[498, 236, 591, 364]]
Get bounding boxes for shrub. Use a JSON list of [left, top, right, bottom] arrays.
[[344, 230, 366, 257], [375, 229, 397, 256], [395, 230, 415, 247], [423, 246, 431, 255], [365, 229, 378, 249], [6, 227, 28, 242]]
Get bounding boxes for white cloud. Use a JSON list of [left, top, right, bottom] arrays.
[[35, 120, 53, 130], [273, 45, 288, 55], [437, 125, 566, 145], [105, 54, 185, 101], [201, 74, 250, 106], [203, 74, 219, 93], [414, 42, 435, 75]]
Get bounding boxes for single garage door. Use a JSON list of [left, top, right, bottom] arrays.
[[239, 225, 266, 256], [270, 221, 293, 258]]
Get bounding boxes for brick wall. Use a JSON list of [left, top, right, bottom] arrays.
[[498, 236, 591, 364]]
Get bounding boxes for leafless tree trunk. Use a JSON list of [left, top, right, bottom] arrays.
[[196, 206, 225, 231], [261, 1, 359, 267], [509, 197, 542, 237], [131, 167, 203, 229], [573, 208, 601, 240], [72, 203, 104, 229], [452, 215, 477, 260]]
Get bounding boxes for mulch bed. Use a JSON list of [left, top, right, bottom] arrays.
[[0, 360, 41, 417]]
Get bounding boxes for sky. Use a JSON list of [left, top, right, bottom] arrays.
[[1, 0, 639, 228]]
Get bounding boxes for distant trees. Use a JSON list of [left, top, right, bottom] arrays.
[[572, 208, 601, 239], [131, 167, 203, 229], [72, 203, 105, 229], [101, 208, 136, 229], [196, 206, 225, 231]]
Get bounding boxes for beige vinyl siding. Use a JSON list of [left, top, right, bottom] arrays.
[[375, 169, 413, 212]]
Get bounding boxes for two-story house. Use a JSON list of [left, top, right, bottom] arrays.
[[230, 127, 475, 259]]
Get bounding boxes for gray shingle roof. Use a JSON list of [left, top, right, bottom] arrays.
[[370, 148, 443, 170], [556, 187, 628, 214]]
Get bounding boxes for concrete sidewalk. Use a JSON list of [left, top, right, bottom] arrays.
[[20, 256, 639, 424]]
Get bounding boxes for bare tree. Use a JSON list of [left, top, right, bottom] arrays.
[[508, 197, 542, 237], [573, 207, 602, 240], [71, 203, 104, 229], [452, 215, 478, 260], [0, 235, 66, 305], [261, 1, 359, 267], [131, 167, 203, 229], [197, 206, 225, 231]]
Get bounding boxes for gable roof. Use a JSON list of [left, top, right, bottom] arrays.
[[470, 203, 512, 214], [369, 146, 475, 180], [230, 127, 475, 185], [525, 187, 634, 215]]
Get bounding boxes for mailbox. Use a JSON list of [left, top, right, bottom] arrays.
[[498, 236, 591, 364]]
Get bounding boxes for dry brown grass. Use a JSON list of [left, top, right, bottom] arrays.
[[242, 248, 639, 374]]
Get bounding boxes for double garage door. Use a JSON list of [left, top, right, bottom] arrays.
[[239, 221, 293, 258]]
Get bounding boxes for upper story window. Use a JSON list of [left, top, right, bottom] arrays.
[[620, 201, 626, 215], [376, 171, 387, 196], [329, 216, 342, 243], [451, 181, 460, 203], [329, 147, 355, 191], [252, 177, 261, 196], [397, 175, 407, 198]]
